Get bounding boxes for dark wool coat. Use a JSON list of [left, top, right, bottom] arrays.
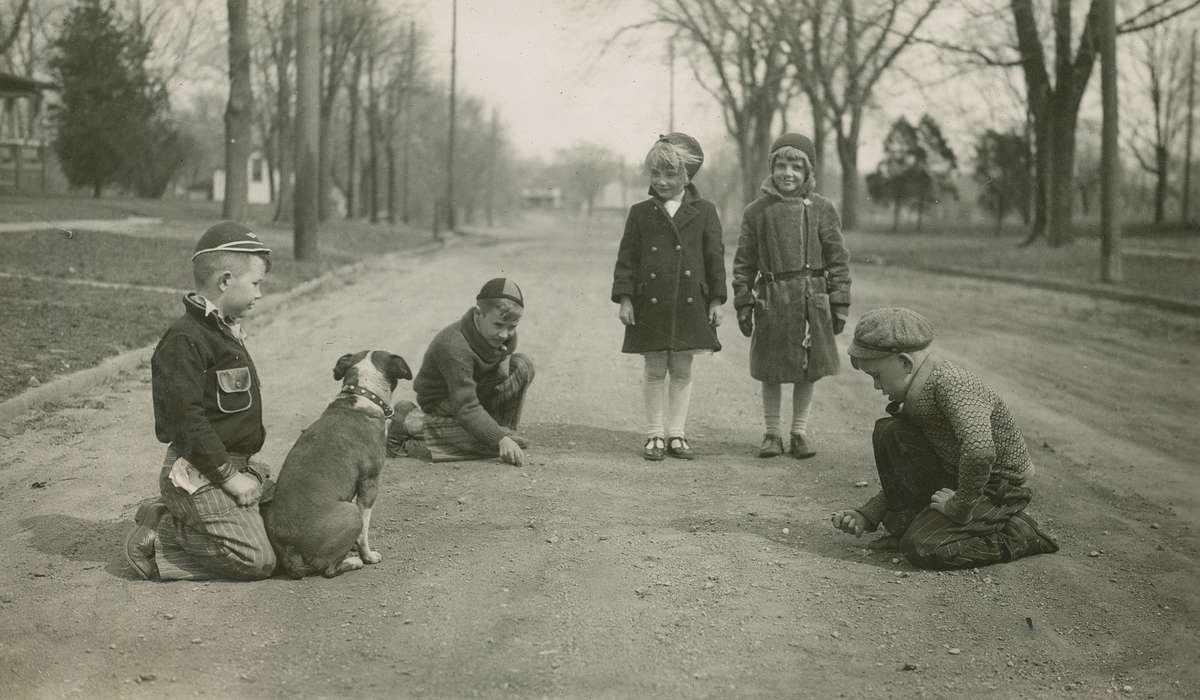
[[732, 178, 851, 383], [611, 185, 727, 354]]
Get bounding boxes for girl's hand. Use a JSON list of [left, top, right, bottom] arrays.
[[707, 301, 721, 327], [618, 297, 636, 326], [929, 488, 956, 515]]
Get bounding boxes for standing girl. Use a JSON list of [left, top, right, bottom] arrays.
[[732, 133, 851, 459], [612, 133, 727, 461]]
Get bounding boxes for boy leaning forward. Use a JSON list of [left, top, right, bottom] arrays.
[[831, 307, 1059, 570], [387, 278, 535, 466]]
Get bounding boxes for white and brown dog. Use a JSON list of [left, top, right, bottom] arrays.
[[263, 350, 412, 578]]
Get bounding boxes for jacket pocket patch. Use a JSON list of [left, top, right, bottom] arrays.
[[215, 367, 253, 414]]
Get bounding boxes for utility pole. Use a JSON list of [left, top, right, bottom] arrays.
[[668, 34, 675, 131], [444, 0, 457, 238], [1184, 29, 1196, 223], [1099, 0, 1122, 283], [402, 20, 415, 225]]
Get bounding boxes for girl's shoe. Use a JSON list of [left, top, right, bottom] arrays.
[[643, 437, 666, 461], [667, 437, 694, 460], [758, 433, 784, 458], [789, 433, 816, 459]]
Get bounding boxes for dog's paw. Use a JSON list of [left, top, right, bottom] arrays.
[[362, 549, 382, 564]]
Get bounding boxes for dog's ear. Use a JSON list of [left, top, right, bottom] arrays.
[[332, 353, 357, 381], [388, 354, 413, 382]]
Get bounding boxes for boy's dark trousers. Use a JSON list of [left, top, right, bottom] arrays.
[[872, 417, 1058, 569]]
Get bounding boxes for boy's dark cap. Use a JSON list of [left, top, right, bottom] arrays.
[[191, 221, 271, 261], [848, 307, 934, 360], [770, 132, 817, 166], [476, 278, 524, 308], [659, 131, 704, 177]]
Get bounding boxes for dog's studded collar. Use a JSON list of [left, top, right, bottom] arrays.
[[340, 384, 394, 419]]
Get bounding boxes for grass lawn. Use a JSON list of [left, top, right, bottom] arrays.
[[0, 194, 437, 402], [845, 226, 1200, 304]]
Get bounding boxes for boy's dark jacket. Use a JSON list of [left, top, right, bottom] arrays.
[[151, 294, 265, 482], [611, 184, 727, 353]]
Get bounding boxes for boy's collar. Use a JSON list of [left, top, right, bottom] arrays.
[[896, 352, 938, 415], [184, 292, 245, 340]]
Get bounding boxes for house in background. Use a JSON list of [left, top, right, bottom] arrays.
[[213, 149, 274, 205], [0, 71, 60, 193]]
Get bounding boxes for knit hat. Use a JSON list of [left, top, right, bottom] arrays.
[[659, 132, 704, 177], [191, 221, 271, 261], [770, 132, 817, 167], [476, 278, 524, 307], [848, 307, 935, 360]]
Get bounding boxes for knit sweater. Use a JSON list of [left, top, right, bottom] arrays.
[[859, 354, 1034, 525], [413, 308, 516, 448]]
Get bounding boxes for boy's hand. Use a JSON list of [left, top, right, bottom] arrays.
[[929, 488, 956, 515], [831, 304, 848, 335], [618, 297, 636, 326], [737, 307, 753, 338], [220, 472, 261, 507], [707, 301, 722, 327], [498, 436, 525, 467], [831, 509, 868, 536]]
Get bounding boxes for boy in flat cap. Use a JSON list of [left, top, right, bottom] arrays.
[[732, 132, 851, 460], [830, 307, 1058, 569], [388, 278, 535, 465], [125, 221, 277, 580]]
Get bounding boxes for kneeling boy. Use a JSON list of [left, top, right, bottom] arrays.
[[388, 278, 535, 466], [831, 307, 1058, 569]]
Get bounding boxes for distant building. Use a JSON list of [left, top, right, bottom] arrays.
[[0, 71, 59, 193], [521, 185, 563, 208], [595, 178, 642, 211], [213, 150, 275, 205]]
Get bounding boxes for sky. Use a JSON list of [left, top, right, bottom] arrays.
[[411, 0, 735, 164]]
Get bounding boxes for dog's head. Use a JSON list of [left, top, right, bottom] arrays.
[[333, 351, 413, 407]]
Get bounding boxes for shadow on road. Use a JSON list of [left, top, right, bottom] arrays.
[[19, 514, 133, 578]]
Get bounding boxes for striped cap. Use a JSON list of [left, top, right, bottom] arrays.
[[476, 278, 524, 307], [191, 221, 271, 261]]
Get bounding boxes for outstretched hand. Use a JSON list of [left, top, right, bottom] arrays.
[[830, 509, 868, 537], [929, 488, 956, 515]]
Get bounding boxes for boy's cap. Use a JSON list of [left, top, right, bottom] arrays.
[[191, 221, 271, 261], [770, 132, 817, 167], [476, 278, 524, 308], [848, 307, 935, 360], [659, 132, 704, 177]]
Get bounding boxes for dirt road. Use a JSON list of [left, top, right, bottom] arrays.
[[1, 214, 1197, 698]]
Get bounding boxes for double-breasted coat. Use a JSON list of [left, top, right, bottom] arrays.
[[611, 185, 727, 354], [732, 178, 851, 383]]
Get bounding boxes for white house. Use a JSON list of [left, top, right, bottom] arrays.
[[213, 150, 274, 205]]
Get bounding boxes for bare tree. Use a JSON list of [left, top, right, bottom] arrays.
[[613, 0, 793, 207], [318, 0, 369, 221], [0, 0, 32, 60], [294, 0, 320, 259], [223, 0, 253, 220], [1126, 23, 1191, 223]]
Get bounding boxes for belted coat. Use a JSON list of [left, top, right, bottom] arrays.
[[732, 178, 851, 383], [611, 185, 727, 354]]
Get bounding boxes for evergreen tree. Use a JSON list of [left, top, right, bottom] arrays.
[[50, 0, 178, 198], [974, 129, 1032, 235]]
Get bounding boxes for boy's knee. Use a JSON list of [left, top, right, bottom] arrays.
[[898, 528, 956, 570], [240, 549, 277, 580], [509, 353, 535, 382]]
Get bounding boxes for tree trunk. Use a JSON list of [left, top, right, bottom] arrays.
[[1099, 0, 1122, 282], [223, 0, 253, 221], [346, 49, 361, 220], [318, 100, 333, 221], [294, 0, 320, 260], [1154, 144, 1168, 223], [1047, 92, 1077, 246], [387, 143, 396, 224], [837, 128, 860, 231], [892, 198, 900, 232], [367, 43, 379, 224], [273, 0, 294, 223]]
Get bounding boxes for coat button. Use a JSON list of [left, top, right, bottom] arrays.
[[650, 246, 658, 252], [683, 270, 691, 278], [650, 297, 658, 304], [686, 297, 694, 303], [674, 244, 681, 251], [804, 264, 811, 269], [649, 272, 657, 279]]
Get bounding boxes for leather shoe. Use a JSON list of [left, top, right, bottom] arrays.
[[758, 433, 784, 458], [125, 501, 166, 580], [666, 437, 694, 460], [789, 433, 816, 459], [642, 437, 666, 461]]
